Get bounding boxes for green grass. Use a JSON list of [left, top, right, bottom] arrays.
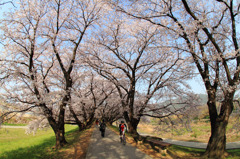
[[170, 145, 205, 154], [2, 123, 27, 126], [227, 149, 240, 159], [0, 125, 78, 159], [109, 125, 118, 131]]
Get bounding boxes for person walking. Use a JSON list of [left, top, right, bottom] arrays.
[[95, 119, 99, 127], [119, 121, 127, 144], [99, 119, 106, 137]]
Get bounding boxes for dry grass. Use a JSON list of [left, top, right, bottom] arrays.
[[137, 120, 239, 143]]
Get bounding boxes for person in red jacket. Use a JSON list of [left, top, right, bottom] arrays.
[[119, 121, 127, 143]]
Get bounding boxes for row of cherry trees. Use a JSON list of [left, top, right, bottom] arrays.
[[1, 0, 239, 158], [0, 0, 197, 148], [84, 11, 198, 134], [110, 0, 240, 158], [0, 0, 109, 148]]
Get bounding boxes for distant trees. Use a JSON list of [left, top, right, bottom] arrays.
[[96, 89, 123, 124], [68, 72, 118, 129], [111, 0, 240, 157]]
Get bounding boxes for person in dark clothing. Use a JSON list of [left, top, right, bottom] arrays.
[[99, 119, 106, 137]]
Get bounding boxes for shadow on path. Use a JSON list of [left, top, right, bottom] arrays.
[[86, 127, 152, 159]]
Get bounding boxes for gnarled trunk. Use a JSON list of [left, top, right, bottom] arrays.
[[123, 111, 140, 135], [204, 120, 227, 158], [41, 104, 67, 149], [47, 117, 68, 149], [54, 126, 68, 149], [203, 93, 234, 158]]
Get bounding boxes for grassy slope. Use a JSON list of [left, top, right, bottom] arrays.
[[0, 125, 78, 159], [137, 119, 239, 143]]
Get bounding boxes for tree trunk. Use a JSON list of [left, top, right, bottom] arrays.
[[204, 120, 227, 158], [87, 113, 95, 127], [52, 96, 68, 149], [41, 104, 68, 149], [109, 121, 114, 125], [55, 126, 68, 149], [203, 94, 234, 158], [127, 118, 139, 135], [69, 105, 84, 131], [123, 111, 140, 135], [47, 117, 68, 149]]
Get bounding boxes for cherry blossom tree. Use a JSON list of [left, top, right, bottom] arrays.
[[112, 0, 240, 157], [68, 71, 116, 129], [0, 0, 103, 148], [42, 0, 102, 148], [0, 0, 53, 127], [96, 88, 122, 124], [85, 13, 196, 135]]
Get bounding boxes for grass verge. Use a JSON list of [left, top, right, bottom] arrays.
[[0, 125, 94, 159], [169, 145, 240, 159]]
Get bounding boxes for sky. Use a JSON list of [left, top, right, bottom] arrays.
[[188, 76, 207, 95]]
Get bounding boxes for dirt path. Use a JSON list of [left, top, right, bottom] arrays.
[[86, 126, 153, 159]]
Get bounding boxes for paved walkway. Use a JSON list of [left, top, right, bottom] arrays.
[[86, 127, 152, 159], [162, 138, 240, 150]]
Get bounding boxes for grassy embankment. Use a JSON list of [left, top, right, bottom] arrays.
[[137, 118, 240, 143], [0, 124, 93, 159]]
